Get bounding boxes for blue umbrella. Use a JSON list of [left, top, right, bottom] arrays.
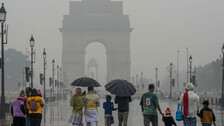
[[105, 79, 136, 97]]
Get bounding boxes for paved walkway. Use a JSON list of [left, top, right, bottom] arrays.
[[1, 98, 224, 126], [41, 98, 224, 126]]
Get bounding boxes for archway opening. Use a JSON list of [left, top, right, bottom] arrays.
[[85, 42, 107, 92]]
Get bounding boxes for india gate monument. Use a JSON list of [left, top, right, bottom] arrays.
[[60, 0, 132, 86]]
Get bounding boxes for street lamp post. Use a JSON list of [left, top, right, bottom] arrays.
[[52, 59, 55, 101], [141, 72, 143, 92], [169, 62, 173, 99], [59, 67, 62, 98], [0, 3, 6, 119], [177, 50, 179, 92], [136, 74, 138, 93], [30, 35, 35, 88], [155, 67, 158, 95], [186, 47, 189, 83], [43, 48, 47, 101], [189, 55, 192, 83], [221, 44, 224, 107], [57, 65, 59, 100]]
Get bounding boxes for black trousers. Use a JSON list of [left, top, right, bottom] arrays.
[[13, 117, 25, 126], [30, 113, 42, 126]]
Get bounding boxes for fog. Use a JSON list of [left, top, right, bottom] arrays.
[[1, 0, 224, 90]]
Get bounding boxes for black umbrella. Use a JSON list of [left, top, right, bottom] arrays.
[[71, 77, 101, 87], [105, 79, 136, 97]]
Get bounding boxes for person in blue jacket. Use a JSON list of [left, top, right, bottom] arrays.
[[103, 95, 117, 126]]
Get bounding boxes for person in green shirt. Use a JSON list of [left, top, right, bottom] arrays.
[[140, 84, 164, 126], [69, 88, 84, 126]]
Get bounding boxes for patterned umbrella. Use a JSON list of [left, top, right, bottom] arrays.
[[105, 79, 136, 97], [71, 77, 101, 87]]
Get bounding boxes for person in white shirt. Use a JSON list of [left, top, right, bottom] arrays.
[[179, 83, 200, 126]]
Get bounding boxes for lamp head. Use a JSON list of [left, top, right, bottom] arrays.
[[0, 3, 6, 22], [189, 55, 192, 63], [170, 62, 173, 69], [30, 35, 35, 47], [43, 48, 46, 59], [52, 59, 55, 66]]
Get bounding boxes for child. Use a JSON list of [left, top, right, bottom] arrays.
[[197, 100, 216, 126], [103, 95, 116, 126], [162, 108, 177, 126]]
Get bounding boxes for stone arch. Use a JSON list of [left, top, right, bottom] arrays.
[[60, 0, 132, 86], [85, 42, 107, 82]]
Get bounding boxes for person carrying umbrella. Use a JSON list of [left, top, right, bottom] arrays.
[[140, 84, 164, 126], [71, 77, 101, 126], [84, 87, 100, 126], [105, 79, 136, 126], [115, 95, 132, 126]]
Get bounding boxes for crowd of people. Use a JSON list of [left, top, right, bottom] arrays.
[[11, 83, 217, 126], [69, 83, 216, 126], [139, 83, 216, 126], [11, 87, 44, 126]]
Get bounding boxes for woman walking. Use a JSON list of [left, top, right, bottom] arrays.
[[11, 90, 27, 126], [69, 88, 85, 126], [26, 88, 45, 126], [84, 87, 100, 126]]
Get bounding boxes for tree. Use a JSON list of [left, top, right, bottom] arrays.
[[196, 59, 221, 91], [1, 49, 27, 92]]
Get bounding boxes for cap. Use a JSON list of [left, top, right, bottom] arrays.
[[148, 84, 155, 89], [165, 108, 171, 115], [185, 83, 194, 91]]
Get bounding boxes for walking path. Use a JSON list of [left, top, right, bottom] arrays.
[[41, 98, 224, 126], [1, 98, 224, 126]]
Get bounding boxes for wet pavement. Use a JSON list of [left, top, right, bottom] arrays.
[[40, 98, 224, 126]]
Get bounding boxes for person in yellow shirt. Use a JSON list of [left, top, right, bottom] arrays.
[[26, 88, 44, 126], [84, 87, 100, 126]]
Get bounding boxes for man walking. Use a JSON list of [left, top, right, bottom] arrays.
[[115, 95, 132, 126], [179, 83, 199, 126], [140, 84, 164, 126]]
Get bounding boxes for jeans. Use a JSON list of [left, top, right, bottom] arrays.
[[118, 111, 129, 126], [143, 115, 158, 126], [30, 113, 42, 126], [25, 116, 30, 126], [183, 117, 196, 126], [202, 124, 211, 126]]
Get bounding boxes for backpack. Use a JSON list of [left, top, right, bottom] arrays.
[[29, 98, 38, 111]]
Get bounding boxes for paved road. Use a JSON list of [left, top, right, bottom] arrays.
[[41, 98, 224, 126]]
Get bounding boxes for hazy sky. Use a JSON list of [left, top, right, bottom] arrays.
[[1, 0, 224, 88]]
